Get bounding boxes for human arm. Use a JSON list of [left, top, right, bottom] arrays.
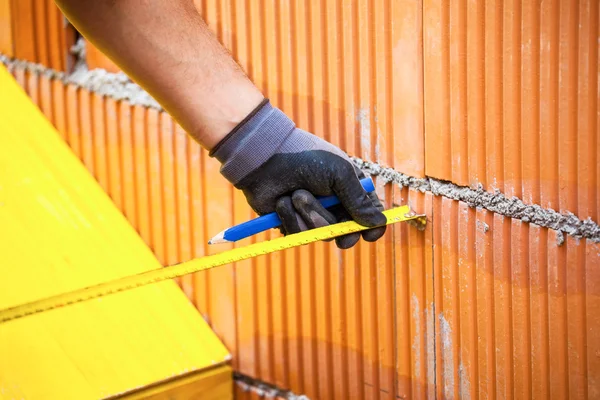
[[54, 0, 263, 149], [54, 0, 387, 248]]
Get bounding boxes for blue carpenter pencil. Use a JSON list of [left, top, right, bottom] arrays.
[[208, 177, 376, 244]]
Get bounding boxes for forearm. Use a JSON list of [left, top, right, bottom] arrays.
[[55, 0, 263, 149]]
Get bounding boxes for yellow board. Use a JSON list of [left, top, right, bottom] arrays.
[[0, 66, 230, 399]]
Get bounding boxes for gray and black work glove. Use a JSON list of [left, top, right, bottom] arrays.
[[210, 99, 386, 249]]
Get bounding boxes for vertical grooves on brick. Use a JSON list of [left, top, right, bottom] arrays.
[[12, 0, 35, 61], [449, 0, 467, 185], [457, 204, 478, 399], [104, 98, 121, 211], [585, 241, 600, 399], [522, 0, 541, 205], [158, 113, 174, 267], [146, 109, 163, 262], [432, 196, 443, 400], [118, 102, 135, 227], [423, 0, 595, 220], [503, 0, 522, 198], [395, 187, 411, 399], [578, 0, 599, 221], [51, 79, 66, 141], [11, 0, 70, 70], [449, 199, 461, 399], [46, 2, 61, 71], [91, 94, 107, 193], [548, 230, 568, 397], [467, 0, 486, 188], [0, 0, 13, 57], [511, 221, 531, 398], [530, 226, 550, 398], [540, 0, 559, 210], [79, 89, 94, 178], [568, 238, 588, 399], [597, 1, 600, 222]]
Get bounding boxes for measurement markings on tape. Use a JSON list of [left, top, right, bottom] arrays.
[[0, 206, 425, 324]]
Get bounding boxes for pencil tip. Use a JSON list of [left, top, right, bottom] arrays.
[[208, 230, 230, 245]]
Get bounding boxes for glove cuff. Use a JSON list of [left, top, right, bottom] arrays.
[[210, 99, 296, 185]]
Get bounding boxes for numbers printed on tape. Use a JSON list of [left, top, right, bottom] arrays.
[[0, 206, 425, 324]]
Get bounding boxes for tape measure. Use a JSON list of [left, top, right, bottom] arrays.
[[0, 206, 425, 324]]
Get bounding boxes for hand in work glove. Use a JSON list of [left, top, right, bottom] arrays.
[[210, 99, 387, 249]]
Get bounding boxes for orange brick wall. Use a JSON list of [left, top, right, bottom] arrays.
[[431, 197, 599, 399], [4, 0, 75, 70], [4, 1, 600, 399], [423, 0, 599, 221]]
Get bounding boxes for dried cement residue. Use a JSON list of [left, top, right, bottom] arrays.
[[352, 156, 431, 193], [356, 108, 371, 157], [425, 303, 436, 388], [1, 54, 65, 80], [1, 53, 162, 110], [411, 296, 437, 388], [352, 157, 600, 242], [234, 373, 310, 400], [439, 314, 455, 399], [411, 294, 422, 379], [458, 362, 471, 400], [68, 68, 162, 109], [476, 220, 490, 233], [556, 231, 566, 246]]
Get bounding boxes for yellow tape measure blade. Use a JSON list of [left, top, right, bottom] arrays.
[[0, 206, 425, 324]]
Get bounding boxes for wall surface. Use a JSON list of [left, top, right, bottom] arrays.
[[2, 0, 600, 399], [4, 0, 75, 70], [423, 0, 599, 221]]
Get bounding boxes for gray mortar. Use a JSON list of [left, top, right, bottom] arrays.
[[69, 37, 86, 61], [1, 53, 162, 110], [2, 53, 599, 243], [556, 231, 566, 247], [234, 373, 309, 400], [352, 157, 600, 243], [1, 54, 65, 79]]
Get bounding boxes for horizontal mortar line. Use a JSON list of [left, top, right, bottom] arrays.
[[352, 157, 600, 243], [2, 54, 598, 243], [0, 53, 163, 110], [234, 372, 309, 400]]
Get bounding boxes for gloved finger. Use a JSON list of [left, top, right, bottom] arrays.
[[291, 190, 337, 228], [361, 190, 387, 242], [291, 189, 337, 242], [336, 232, 361, 249], [349, 167, 387, 241], [328, 204, 361, 249], [331, 163, 387, 228], [331, 199, 385, 245], [275, 196, 307, 235]]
